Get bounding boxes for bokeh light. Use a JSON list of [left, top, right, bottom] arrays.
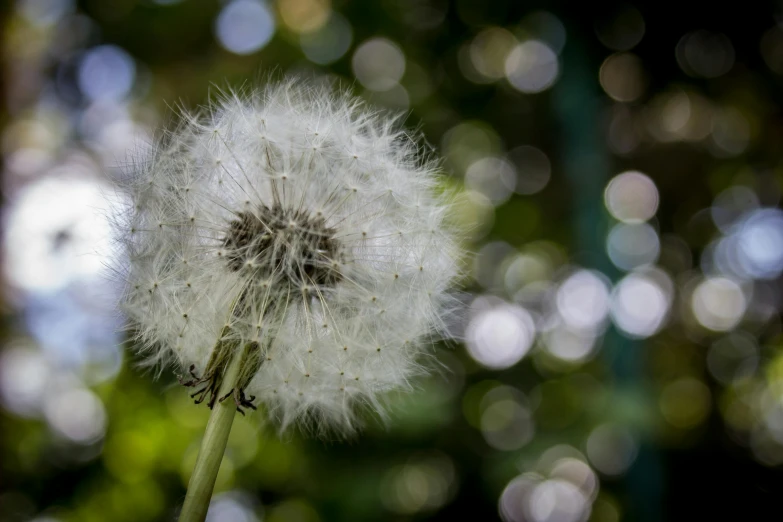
[[4, 173, 114, 293], [380, 454, 456, 515], [352, 37, 406, 92], [676, 30, 735, 78], [279, 0, 331, 34], [543, 326, 598, 363], [499, 473, 539, 522], [43, 387, 106, 444], [586, 424, 638, 476], [606, 222, 660, 270], [610, 270, 672, 338], [508, 146, 551, 195], [595, 5, 645, 51], [734, 209, 783, 279], [706, 332, 759, 385], [520, 11, 567, 54], [645, 89, 713, 143], [450, 189, 495, 241], [465, 156, 517, 205], [691, 277, 747, 332], [499, 449, 598, 522], [466, 299, 535, 369], [78, 45, 135, 102], [0, 343, 49, 417], [206, 491, 261, 522], [761, 26, 783, 74], [480, 385, 535, 451], [599, 53, 647, 102], [528, 479, 590, 522], [505, 40, 559, 93], [299, 12, 352, 65], [711, 186, 759, 233], [442, 121, 503, 174], [504, 250, 556, 295], [556, 270, 611, 333], [469, 27, 518, 82], [215, 0, 276, 55], [18, 0, 75, 27], [474, 242, 515, 290], [604, 171, 659, 224]]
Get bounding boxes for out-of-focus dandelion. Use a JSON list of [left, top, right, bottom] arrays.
[[113, 79, 461, 521]]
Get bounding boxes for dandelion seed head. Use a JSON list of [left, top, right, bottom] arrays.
[[115, 79, 461, 434]]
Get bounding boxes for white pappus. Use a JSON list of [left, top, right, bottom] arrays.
[[115, 80, 461, 433]]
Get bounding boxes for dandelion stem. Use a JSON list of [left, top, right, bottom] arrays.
[[178, 348, 243, 522]]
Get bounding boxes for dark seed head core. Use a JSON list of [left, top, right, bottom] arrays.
[[222, 204, 343, 287]]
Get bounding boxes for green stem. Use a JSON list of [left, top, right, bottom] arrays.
[[178, 350, 243, 522]]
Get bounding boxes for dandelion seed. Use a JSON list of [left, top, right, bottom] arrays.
[[115, 79, 461, 434]]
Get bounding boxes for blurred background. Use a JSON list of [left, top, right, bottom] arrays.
[[2, 0, 783, 521]]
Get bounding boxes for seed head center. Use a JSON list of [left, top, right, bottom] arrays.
[[223, 205, 343, 287]]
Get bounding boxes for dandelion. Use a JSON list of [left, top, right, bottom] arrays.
[[115, 79, 460, 521]]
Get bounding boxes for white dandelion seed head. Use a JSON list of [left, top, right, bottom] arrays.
[[114, 79, 461, 434]]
